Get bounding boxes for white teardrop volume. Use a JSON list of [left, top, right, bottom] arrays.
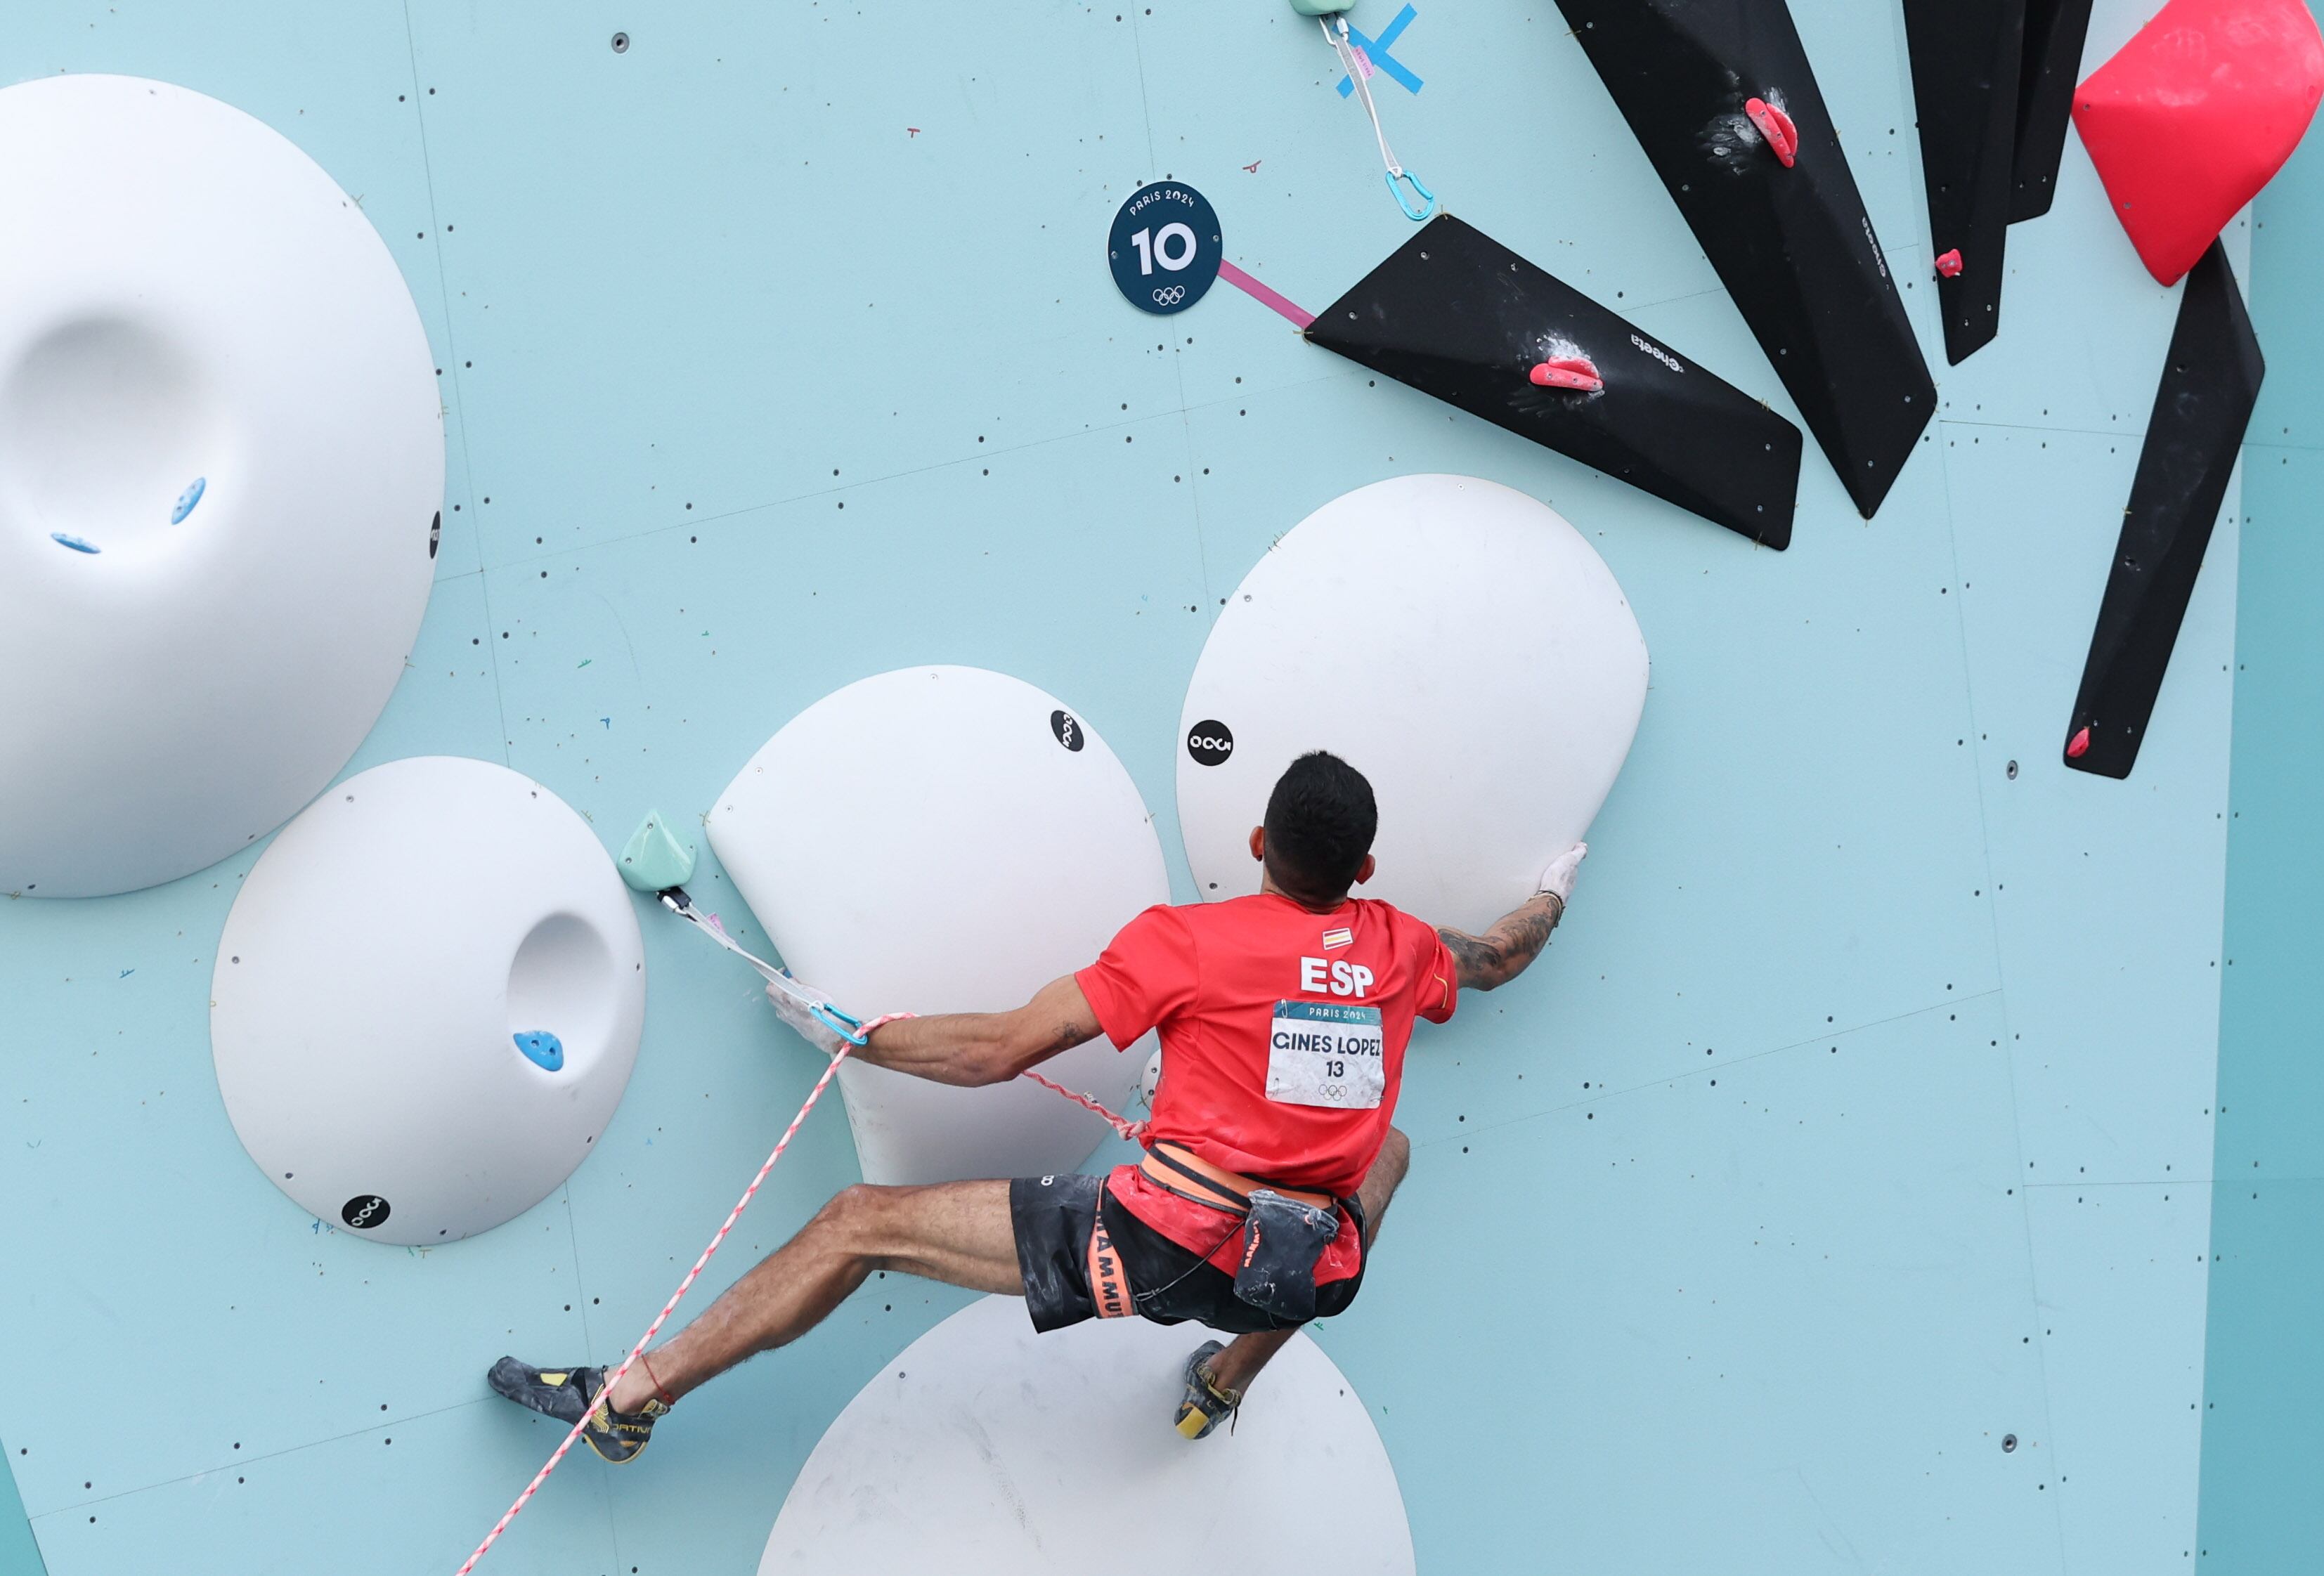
[[1177, 474, 1649, 935], [210, 757, 644, 1245], [0, 75, 441, 897], [708, 667, 1169, 1185], [760, 1294, 1415, 1574]]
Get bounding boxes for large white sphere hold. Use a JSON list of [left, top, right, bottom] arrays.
[[211, 757, 644, 1245], [1178, 474, 1649, 934], [0, 75, 441, 897], [760, 1294, 1415, 1574], [708, 667, 1169, 1185]]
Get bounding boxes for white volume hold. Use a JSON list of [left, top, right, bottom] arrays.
[[708, 667, 1169, 1185], [0, 74, 441, 897], [211, 757, 644, 1245], [1177, 474, 1648, 934], [760, 1294, 1415, 1574]]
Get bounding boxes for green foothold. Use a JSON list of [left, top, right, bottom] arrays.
[[1290, 0, 1348, 15], [618, 809, 696, 892]]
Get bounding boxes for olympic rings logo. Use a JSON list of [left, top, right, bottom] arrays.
[[1152, 285, 1188, 306]]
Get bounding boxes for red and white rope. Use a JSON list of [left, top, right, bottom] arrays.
[[454, 1045, 853, 1575], [1020, 1068, 1149, 1145]]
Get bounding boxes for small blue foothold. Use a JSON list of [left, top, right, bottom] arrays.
[[514, 1031, 565, 1072], [51, 533, 100, 554], [171, 476, 207, 524]]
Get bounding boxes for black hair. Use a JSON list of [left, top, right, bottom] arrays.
[[1263, 750, 1378, 905]]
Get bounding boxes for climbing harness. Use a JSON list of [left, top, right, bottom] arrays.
[[1317, 14, 1435, 221], [1142, 1142, 1340, 1323]]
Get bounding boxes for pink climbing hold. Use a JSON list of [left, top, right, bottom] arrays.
[[1935, 248, 1964, 278], [2066, 726, 2091, 760], [1744, 97, 1798, 168], [2075, 0, 2324, 285], [1530, 356, 1604, 393]]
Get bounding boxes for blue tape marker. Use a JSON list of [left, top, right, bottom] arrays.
[[514, 1031, 566, 1072], [1336, 4, 1423, 97], [171, 476, 207, 523], [51, 533, 100, 554]]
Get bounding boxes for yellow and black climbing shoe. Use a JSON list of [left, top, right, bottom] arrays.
[[1172, 1341, 1241, 1441], [486, 1357, 667, 1464]]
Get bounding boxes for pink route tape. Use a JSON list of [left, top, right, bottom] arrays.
[[1219, 259, 1316, 330], [455, 1031, 1146, 1572]]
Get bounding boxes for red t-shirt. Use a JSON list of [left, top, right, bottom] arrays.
[[1075, 892, 1458, 1274]]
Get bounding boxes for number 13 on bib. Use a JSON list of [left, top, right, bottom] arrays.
[[1267, 1001, 1387, 1109]]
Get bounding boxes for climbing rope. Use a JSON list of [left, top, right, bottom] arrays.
[[658, 890, 1148, 1138], [455, 1042, 854, 1575], [457, 897, 1148, 1568]]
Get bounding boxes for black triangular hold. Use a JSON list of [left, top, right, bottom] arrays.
[[1903, 0, 2027, 364], [2064, 241, 2263, 780], [1306, 214, 1802, 547], [2010, 0, 2094, 222], [1553, 0, 1935, 519]]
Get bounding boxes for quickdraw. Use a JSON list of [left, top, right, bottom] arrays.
[[1318, 15, 1435, 221], [652, 884, 1147, 1135]]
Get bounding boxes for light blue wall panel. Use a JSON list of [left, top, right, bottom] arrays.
[[1342, 998, 2060, 1572], [0, 2, 2278, 1572], [0, 1438, 39, 1576], [2195, 64, 2324, 1559], [2026, 1183, 2213, 1570]]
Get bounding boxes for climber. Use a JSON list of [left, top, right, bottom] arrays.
[[487, 749, 1585, 1459]]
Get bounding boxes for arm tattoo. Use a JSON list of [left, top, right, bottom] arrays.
[[1438, 927, 1502, 985], [1439, 892, 1565, 992]]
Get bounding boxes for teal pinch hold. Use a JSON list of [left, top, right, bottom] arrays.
[[618, 809, 696, 892]]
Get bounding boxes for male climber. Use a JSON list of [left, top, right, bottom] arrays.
[[488, 750, 1583, 1459]]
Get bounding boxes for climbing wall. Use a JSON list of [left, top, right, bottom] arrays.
[[2193, 84, 2324, 1574], [0, 3, 2286, 1572]]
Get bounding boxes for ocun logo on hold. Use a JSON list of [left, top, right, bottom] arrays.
[[1050, 710, 1084, 751], [341, 1194, 391, 1230], [1186, 721, 1235, 766]]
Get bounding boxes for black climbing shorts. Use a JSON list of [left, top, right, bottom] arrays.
[[1008, 1169, 1368, 1336]]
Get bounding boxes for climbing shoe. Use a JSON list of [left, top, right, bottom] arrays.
[[487, 1357, 667, 1464], [1172, 1340, 1240, 1440]]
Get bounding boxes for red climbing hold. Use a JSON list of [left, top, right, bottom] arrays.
[[1934, 248, 1964, 278], [2075, 0, 2324, 285], [1744, 97, 1798, 168], [2066, 725, 2091, 760], [1530, 356, 1604, 393]]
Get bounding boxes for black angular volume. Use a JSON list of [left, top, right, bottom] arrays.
[[2064, 242, 2263, 779], [1306, 215, 1802, 547], [2010, 0, 2095, 221], [1902, 0, 2027, 364], [1553, 0, 1934, 519]]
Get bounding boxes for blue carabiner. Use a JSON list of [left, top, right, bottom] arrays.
[[1386, 167, 1436, 221], [812, 1001, 871, 1047]]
